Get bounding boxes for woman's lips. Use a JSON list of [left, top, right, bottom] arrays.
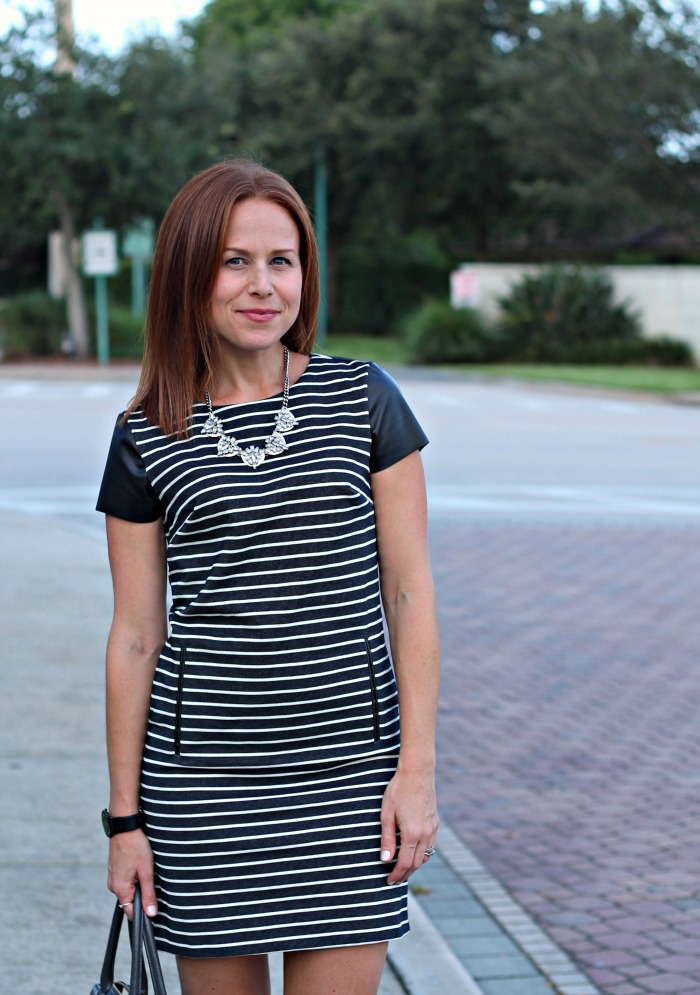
[[238, 309, 279, 322]]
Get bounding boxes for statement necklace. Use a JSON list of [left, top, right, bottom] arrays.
[[201, 345, 298, 469]]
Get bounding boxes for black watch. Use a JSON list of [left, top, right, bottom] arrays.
[[101, 808, 143, 838]]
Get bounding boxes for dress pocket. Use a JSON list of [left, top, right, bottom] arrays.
[[163, 637, 396, 768]]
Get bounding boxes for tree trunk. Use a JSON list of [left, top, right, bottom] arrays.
[[54, 189, 89, 359]]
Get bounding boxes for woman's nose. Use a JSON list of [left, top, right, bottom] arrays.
[[249, 264, 273, 295]]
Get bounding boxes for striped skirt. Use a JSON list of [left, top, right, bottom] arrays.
[[140, 752, 409, 957]]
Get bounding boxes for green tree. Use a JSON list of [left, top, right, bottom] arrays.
[[484, 0, 700, 244], [109, 37, 239, 221], [0, 10, 123, 354], [187, 0, 360, 51], [0, 13, 239, 352], [227, 0, 532, 331]]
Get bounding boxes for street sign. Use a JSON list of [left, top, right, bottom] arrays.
[[123, 219, 155, 260], [450, 266, 480, 309], [82, 230, 118, 276], [123, 218, 156, 317]]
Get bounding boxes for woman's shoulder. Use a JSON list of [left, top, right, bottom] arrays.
[[118, 405, 178, 446], [306, 354, 407, 406], [309, 351, 370, 371]]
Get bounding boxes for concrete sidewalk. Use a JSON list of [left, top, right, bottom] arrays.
[[0, 510, 483, 994]]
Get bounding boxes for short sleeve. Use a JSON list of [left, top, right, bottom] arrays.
[[96, 415, 163, 522], [368, 363, 429, 474]]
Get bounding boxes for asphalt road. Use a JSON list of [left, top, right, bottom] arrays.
[[2, 368, 700, 529]]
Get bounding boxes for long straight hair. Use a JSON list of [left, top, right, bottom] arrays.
[[125, 160, 320, 437]]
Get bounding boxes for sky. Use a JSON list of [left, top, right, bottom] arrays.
[[0, 0, 210, 52]]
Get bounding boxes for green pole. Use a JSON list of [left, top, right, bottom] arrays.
[[91, 217, 110, 365], [314, 140, 328, 346], [132, 256, 146, 316], [95, 274, 110, 365]]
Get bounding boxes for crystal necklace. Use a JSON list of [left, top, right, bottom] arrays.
[[201, 345, 298, 468]]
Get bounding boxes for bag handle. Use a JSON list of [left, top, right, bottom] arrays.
[[98, 900, 125, 994], [131, 887, 167, 995], [131, 885, 168, 995], [98, 886, 167, 995]]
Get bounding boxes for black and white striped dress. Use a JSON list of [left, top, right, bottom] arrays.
[[97, 354, 428, 957]]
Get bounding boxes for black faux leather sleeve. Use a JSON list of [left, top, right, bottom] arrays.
[[367, 363, 429, 473], [96, 415, 163, 522]]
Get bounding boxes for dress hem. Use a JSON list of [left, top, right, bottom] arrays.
[[154, 921, 410, 959]]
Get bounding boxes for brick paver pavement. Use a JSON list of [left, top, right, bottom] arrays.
[[431, 521, 700, 995]]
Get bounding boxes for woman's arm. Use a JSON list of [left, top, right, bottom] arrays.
[[371, 450, 440, 885], [104, 514, 167, 917]]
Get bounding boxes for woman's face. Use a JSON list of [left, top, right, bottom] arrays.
[[210, 198, 302, 357]]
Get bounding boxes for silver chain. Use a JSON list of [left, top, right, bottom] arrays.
[[201, 347, 298, 469]]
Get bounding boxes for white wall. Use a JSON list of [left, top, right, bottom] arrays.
[[463, 264, 700, 360]]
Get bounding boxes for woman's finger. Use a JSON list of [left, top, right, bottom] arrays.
[[379, 803, 398, 864], [139, 873, 159, 918]]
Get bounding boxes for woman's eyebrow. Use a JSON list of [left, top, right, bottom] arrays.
[[222, 246, 299, 254]]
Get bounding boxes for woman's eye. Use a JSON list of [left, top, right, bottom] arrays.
[[271, 256, 292, 266], [224, 256, 244, 267]]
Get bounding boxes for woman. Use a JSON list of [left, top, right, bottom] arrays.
[[97, 159, 439, 995]]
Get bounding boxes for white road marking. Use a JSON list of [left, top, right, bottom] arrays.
[[405, 382, 654, 416], [1, 382, 38, 397], [427, 484, 700, 519], [82, 384, 116, 398], [0, 486, 99, 515], [0, 380, 137, 400], [1, 484, 699, 523]]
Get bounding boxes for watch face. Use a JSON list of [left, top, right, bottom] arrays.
[[101, 809, 112, 837]]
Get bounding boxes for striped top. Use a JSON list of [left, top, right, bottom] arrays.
[[97, 355, 427, 769]]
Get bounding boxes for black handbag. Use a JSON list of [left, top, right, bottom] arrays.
[[90, 886, 168, 995]]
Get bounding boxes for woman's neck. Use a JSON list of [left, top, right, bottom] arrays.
[[210, 343, 287, 406]]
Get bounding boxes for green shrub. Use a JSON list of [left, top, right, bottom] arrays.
[[0, 291, 66, 358], [634, 335, 694, 367], [106, 306, 144, 360], [335, 232, 452, 336], [401, 299, 504, 364], [497, 265, 642, 362], [0, 290, 146, 361], [86, 303, 144, 360], [557, 335, 694, 366]]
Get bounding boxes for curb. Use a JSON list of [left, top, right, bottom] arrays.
[[1, 359, 699, 406], [389, 894, 486, 995], [388, 364, 700, 407], [0, 359, 141, 380], [430, 824, 602, 995]]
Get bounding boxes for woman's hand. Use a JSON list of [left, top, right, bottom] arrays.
[[107, 829, 158, 920], [380, 767, 439, 885]]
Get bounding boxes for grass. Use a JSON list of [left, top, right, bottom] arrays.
[[460, 364, 700, 393], [319, 335, 700, 393], [320, 334, 407, 365]]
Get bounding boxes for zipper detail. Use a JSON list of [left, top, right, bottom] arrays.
[[364, 638, 381, 741], [174, 647, 186, 754]]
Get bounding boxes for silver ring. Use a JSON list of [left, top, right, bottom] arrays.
[[424, 847, 436, 857], [119, 901, 133, 909]]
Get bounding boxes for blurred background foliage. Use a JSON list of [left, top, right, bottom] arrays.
[[1, 0, 700, 352]]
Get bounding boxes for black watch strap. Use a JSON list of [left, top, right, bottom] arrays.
[[101, 808, 143, 838]]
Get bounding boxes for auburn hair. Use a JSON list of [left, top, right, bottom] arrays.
[[124, 159, 320, 437]]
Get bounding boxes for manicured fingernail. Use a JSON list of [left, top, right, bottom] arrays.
[[380, 850, 391, 861], [147, 905, 157, 916]]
